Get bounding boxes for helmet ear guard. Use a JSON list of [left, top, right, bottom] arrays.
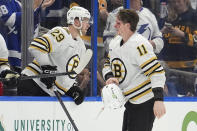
[[101, 83, 126, 109]]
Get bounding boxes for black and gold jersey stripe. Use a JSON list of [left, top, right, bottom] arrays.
[[0, 58, 9, 67], [140, 56, 164, 77], [26, 65, 40, 75], [123, 79, 152, 101], [123, 79, 151, 96], [29, 35, 52, 53]]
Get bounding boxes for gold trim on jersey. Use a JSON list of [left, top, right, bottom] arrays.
[[140, 56, 157, 69], [42, 35, 52, 53], [0, 58, 8, 62], [149, 70, 165, 77], [123, 79, 151, 96], [144, 63, 161, 76], [26, 66, 40, 75], [0, 58, 9, 67], [29, 45, 48, 53], [63, 27, 70, 34], [130, 88, 152, 101], [55, 81, 68, 93], [166, 59, 197, 68], [33, 38, 48, 49], [32, 59, 40, 67]]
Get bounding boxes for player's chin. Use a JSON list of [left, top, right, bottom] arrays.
[[82, 30, 87, 35]]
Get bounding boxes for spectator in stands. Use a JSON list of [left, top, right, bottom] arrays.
[[0, 0, 55, 74], [40, 0, 68, 29], [159, 0, 197, 96], [101, 0, 164, 55], [99, 0, 123, 54]]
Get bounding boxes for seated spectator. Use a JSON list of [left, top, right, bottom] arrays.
[[159, 0, 197, 96]]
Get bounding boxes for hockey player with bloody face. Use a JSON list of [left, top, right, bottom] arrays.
[[102, 9, 166, 131], [17, 6, 92, 105]]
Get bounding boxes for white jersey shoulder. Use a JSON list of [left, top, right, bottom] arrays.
[[109, 35, 122, 49]]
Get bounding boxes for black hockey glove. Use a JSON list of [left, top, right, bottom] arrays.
[[0, 70, 20, 87], [66, 85, 85, 105], [40, 65, 57, 89]]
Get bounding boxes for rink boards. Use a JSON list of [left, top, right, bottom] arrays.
[[0, 96, 196, 131]]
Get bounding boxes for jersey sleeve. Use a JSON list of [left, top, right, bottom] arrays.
[[0, 1, 41, 30], [134, 40, 166, 89], [0, 1, 22, 28], [28, 28, 56, 65], [0, 34, 10, 73], [102, 53, 114, 81], [149, 11, 164, 54]]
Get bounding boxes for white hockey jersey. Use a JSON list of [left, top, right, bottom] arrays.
[[102, 33, 166, 104], [103, 7, 163, 54], [22, 26, 86, 96], [0, 33, 10, 73]]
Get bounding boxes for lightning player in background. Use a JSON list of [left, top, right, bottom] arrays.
[[102, 9, 166, 131], [17, 6, 92, 105], [103, 0, 164, 54], [0, 0, 55, 73], [0, 33, 19, 88]]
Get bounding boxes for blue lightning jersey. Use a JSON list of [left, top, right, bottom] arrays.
[[0, 0, 22, 67], [0, 0, 41, 67]]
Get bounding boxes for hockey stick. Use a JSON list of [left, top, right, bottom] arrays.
[[52, 49, 92, 131], [53, 88, 79, 131], [0, 49, 93, 81]]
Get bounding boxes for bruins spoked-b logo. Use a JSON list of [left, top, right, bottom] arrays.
[[111, 58, 127, 84], [66, 55, 80, 79]]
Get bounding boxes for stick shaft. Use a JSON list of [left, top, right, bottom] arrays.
[[54, 90, 79, 131]]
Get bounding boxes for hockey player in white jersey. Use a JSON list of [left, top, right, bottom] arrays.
[[0, 33, 19, 87], [17, 6, 92, 105], [102, 9, 166, 131], [103, 0, 163, 54]]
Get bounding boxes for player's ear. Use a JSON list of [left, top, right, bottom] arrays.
[[125, 23, 131, 30]]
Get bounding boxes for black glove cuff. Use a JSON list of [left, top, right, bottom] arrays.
[[66, 85, 85, 105], [152, 87, 164, 101], [104, 72, 114, 81]]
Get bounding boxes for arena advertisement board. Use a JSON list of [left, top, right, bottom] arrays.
[[0, 97, 196, 131]]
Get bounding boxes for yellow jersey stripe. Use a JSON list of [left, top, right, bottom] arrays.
[[123, 79, 151, 96], [0, 58, 8, 62], [55, 81, 68, 93], [149, 70, 165, 78], [131, 88, 152, 101], [144, 63, 161, 76], [29, 45, 48, 53], [26, 66, 40, 75], [140, 56, 157, 69], [42, 35, 52, 53], [33, 38, 48, 49]]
